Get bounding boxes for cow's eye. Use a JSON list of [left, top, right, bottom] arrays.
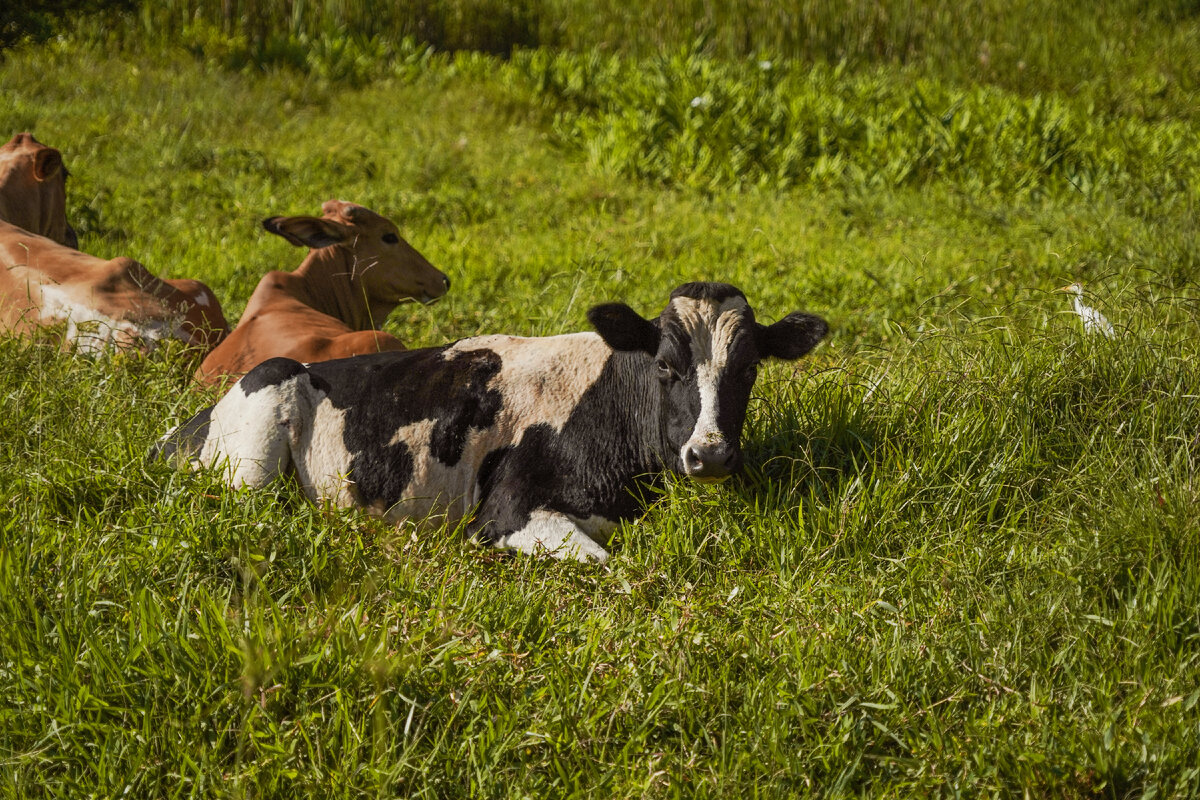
[[655, 359, 675, 381], [382, 233, 400, 244]]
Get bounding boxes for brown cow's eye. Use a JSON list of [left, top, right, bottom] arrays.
[[382, 233, 399, 244]]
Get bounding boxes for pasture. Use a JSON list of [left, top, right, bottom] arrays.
[[2, 7, 1200, 796]]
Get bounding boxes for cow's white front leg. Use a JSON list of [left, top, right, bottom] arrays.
[[498, 509, 610, 563]]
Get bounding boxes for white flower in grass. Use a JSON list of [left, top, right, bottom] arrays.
[[758, 60, 773, 71], [690, 94, 712, 109]]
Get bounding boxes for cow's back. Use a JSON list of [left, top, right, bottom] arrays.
[[198, 333, 616, 524], [0, 220, 220, 351], [195, 307, 378, 387], [196, 273, 385, 386]]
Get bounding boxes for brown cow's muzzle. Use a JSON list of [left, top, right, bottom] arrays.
[[419, 272, 451, 304]]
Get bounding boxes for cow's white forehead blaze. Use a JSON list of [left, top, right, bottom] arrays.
[[670, 295, 750, 368], [669, 295, 751, 465]]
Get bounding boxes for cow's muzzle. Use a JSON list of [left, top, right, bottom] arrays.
[[682, 440, 740, 483], [421, 274, 451, 304]]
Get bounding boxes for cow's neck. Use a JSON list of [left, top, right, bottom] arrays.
[[292, 248, 385, 331], [602, 350, 676, 475]]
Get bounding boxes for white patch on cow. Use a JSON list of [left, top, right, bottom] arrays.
[[444, 332, 611, 433], [198, 376, 312, 488], [37, 283, 186, 354], [38, 284, 154, 355], [498, 509, 610, 563], [670, 295, 749, 461], [194, 290, 211, 308], [293, 401, 355, 505], [569, 513, 619, 544], [380, 418, 475, 524]]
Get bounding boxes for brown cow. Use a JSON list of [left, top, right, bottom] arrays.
[[0, 133, 77, 247], [0, 220, 229, 354], [0, 133, 229, 354], [194, 199, 450, 387]]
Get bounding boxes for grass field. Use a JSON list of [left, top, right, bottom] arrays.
[[3, 10, 1200, 797]]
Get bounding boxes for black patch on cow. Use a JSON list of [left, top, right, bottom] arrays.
[[428, 355, 504, 466], [351, 437, 416, 511], [669, 282, 746, 304], [239, 357, 311, 395], [303, 347, 504, 510], [468, 353, 666, 543], [655, 314, 696, 379], [151, 405, 212, 465], [475, 444, 513, 503]]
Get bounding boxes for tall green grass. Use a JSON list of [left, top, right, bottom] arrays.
[[512, 49, 1200, 195], [34, 0, 1196, 106]]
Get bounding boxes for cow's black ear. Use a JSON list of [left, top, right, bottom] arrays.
[[262, 215, 347, 249], [588, 303, 660, 354], [757, 312, 828, 360]]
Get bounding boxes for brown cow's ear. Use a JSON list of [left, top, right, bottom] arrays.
[[262, 215, 347, 249], [756, 312, 828, 360], [33, 148, 63, 181], [588, 302, 660, 354], [322, 199, 370, 223]]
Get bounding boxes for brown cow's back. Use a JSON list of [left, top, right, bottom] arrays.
[[0, 220, 228, 353], [194, 285, 406, 386]]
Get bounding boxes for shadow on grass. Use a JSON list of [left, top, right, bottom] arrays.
[[733, 366, 885, 514]]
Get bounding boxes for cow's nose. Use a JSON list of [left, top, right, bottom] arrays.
[[443, 275, 451, 291], [682, 441, 739, 480]]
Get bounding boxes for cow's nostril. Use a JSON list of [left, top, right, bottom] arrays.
[[683, 441, 738, 478]]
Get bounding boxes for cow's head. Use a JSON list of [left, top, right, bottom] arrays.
[[588, 282, 827, 482], [262, 199, 450, 305], [0, 133, 78, 248]]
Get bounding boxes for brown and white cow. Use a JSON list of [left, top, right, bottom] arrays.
[[158, 282, 828, 563], [0, 133, 229, 353], [194, 200, 450, 387], [0, 133, 77, 247], [0, 220, 230, 354]]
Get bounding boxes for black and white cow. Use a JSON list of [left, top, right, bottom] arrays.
[[157, 282, 827, 562]]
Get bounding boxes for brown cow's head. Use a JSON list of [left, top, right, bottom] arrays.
[[0, 133, 78, 248], [263, 199, 450, 308]]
